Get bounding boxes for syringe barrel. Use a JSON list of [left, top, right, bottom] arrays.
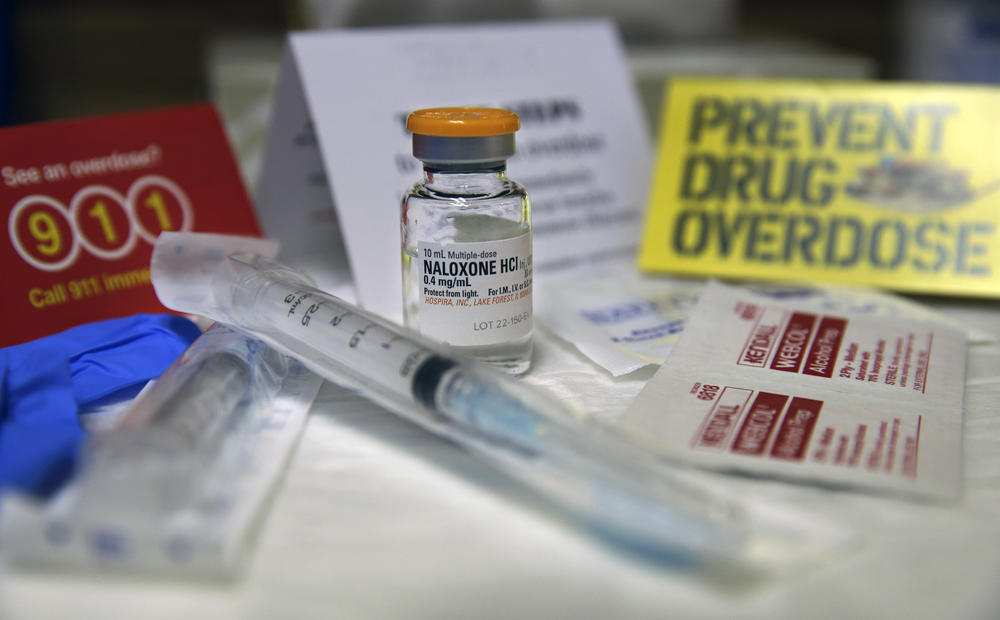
[[226, 255, 445, 418], [224, 256, 574, 455]]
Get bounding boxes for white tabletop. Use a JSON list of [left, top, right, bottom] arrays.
[[3, 296, 1000, 620]]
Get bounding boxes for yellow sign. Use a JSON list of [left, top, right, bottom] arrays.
[[638, 78, 1000, 297]]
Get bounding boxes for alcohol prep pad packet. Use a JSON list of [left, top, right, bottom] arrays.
[[538, 272, 990, 377], [620, 281, 968, 501]]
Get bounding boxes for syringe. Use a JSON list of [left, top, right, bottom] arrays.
[[1, 322, 322, 576], [150, 232, 746, 566], [77, 325, 280, 520]]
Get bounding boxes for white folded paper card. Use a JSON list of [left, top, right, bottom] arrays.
[[621, 282, 968, 501], [255, 19, 651, 319]]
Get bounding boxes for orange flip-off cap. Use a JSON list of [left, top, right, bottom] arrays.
[[407, 107, 520, 137]]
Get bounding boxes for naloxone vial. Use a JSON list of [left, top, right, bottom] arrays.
[[401, 107, 532, 374]]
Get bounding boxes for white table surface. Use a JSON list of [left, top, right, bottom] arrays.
[[3, 295, 1000, 620]]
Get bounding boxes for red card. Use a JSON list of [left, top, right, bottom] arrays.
[[1, 104, 262, 347]]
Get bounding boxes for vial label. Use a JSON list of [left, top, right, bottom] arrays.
[[418, 234, 532, 346]]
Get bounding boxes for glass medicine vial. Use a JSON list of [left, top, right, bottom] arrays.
[[401, 107, 533, 374]]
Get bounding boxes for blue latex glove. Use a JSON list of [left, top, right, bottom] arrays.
[[0, 314, 200, 498]]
